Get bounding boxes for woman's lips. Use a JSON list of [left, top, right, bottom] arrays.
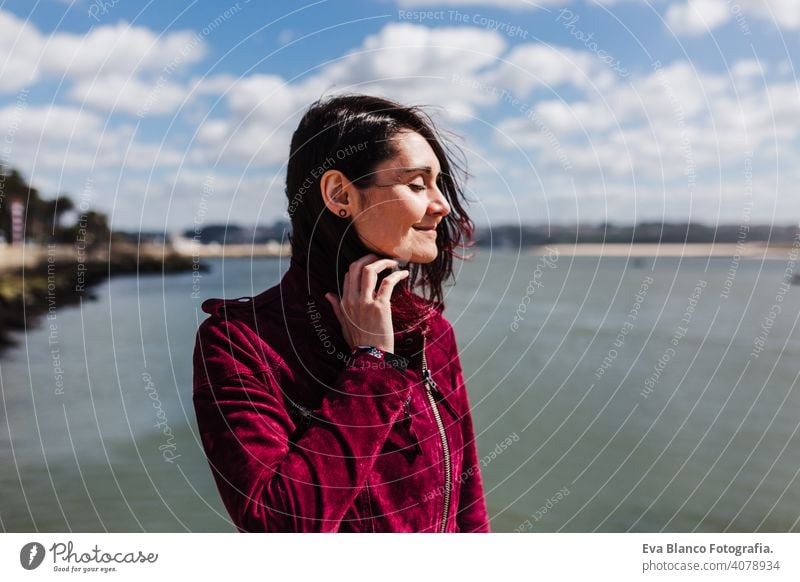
[[413, 227, 437, 236]]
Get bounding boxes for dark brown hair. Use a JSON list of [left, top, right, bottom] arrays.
[[285, 94, 474, 331]]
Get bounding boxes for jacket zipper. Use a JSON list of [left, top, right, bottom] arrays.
[[421, 334, 451, 533]]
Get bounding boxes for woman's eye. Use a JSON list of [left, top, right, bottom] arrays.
[[408, 183, 426, 192]]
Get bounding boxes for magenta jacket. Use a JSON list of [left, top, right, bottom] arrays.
[[192, 258, 490, 532]]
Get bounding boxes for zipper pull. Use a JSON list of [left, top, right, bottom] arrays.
[[403, 394, 412, 423], [420, 334, 439, 394], [422, 368, 439, 394], [398, 394, 421, 457]]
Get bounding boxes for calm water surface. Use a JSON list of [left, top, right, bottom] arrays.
[[1, 250, 798, 532]]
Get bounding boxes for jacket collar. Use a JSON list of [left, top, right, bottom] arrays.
[[272, 256, 432, 344]]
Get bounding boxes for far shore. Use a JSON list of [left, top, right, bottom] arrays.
[[2, 241, 794, 271], [174, 241, 794, 260], [535, 242, 793, 259], [0, 242, 198, 352]]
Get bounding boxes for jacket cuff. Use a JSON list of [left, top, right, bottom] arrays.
[[348, 346, 410, 373]]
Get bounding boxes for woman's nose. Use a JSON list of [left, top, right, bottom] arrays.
[[430, 186, 451, 217]]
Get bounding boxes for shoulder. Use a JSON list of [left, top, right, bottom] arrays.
[[198, 279, 283, 319], [196, 293, 267, 345], [193, 288, 285, 389]]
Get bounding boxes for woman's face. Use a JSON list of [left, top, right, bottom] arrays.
[[350, 130, 451, 264]]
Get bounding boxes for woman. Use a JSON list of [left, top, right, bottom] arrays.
[[192, 94, 489, 532]]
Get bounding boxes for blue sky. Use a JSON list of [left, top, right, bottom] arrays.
[[1, 0, 798, 231]]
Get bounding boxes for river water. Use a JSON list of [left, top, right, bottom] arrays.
[[1, 250, 798, 532]]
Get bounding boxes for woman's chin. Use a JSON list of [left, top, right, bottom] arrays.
[[410, 248, 438, 264]]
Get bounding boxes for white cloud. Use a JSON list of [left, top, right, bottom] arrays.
[[637, 60, 729, 121], [320, 22, 507, 105], [0, 103, 103, 144], [490, 52, 798, 222], [0, 11, 45, 91], [190, 74, 239, 96], [739, 0, 800, 29], [121, 168, 289, 231], [192, 22, 509, 165], [0, 9, 205, 93], [776, 59, 793, 76], [534, 99, 620, 133], [4, 10, 797, 228], [666, 0, 730, 36], [666, 0, 800, 35], [0, 103, 184, 172], [68, 74, 189, 116], [731, 59, 765, 78], [486, 43, 614, 96], [492, 56, 732, 163], [43, 21, 205, 78], [196, 119, 229, 145]]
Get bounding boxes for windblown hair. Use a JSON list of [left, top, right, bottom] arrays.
[[285, 94, 474, 332]]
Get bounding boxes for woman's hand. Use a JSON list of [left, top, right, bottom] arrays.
[[324, 253, 409, 354]]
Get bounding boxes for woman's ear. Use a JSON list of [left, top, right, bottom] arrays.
[[320, 169, 357, 217]]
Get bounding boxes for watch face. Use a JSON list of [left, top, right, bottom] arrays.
[[366, 347, 383, 359]]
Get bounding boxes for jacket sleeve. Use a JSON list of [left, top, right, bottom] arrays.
[[449, 328, 491, 533], [192, 320, 412, 532]]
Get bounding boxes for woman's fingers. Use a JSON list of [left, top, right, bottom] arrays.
[[375, 269, 409, 302], [360, 258, 399, 301], [345, 253, 377, 307], [330, 253, 407, 352]]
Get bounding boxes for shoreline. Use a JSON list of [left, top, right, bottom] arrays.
[[168, 241, 793, 260], [532, 242, 791, 259], [0, 242, 200, 354], [3, 240, 794, 353]]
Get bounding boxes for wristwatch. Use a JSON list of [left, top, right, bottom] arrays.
[[350, 345, 409, 371], [352, 345, 383, 359]]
